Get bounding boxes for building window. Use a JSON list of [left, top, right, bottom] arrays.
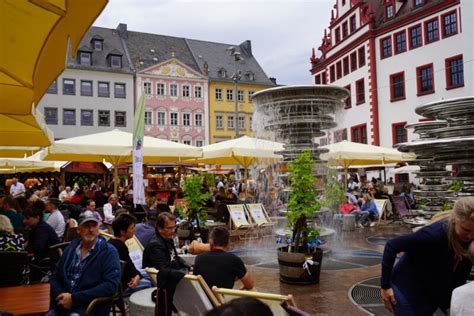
[[98, 110, 110, 126], [195, 113, 203, 127], [425, 18, 439, 44], [392, 122, 407, 145], [114, 83, 126, 98], [350, 52, 357, 72], [98, 82, 109, 97], [380, 36, 392, 59], [216, 114, 223, 129], [343, 57, 349, 76], [170, 84, 178, 97], [394, 31, 407, 54], [344, 84, 351, 109], [157, 83, 165, 96], [93, 40, 103, 51], [80, 110, 93, 126], [358, 46, 365, 67], [334, 128, 348, 142], [351, 124, 367, 144], [390, 72, 406, 101], [144, 82, 152, 95], [320, 138, 328, 146], [335, 27, 341, 44], [249, 116, 253, 131], [342, 22, 348, 38], [63, 109, 76, 125], [385, 4, 394, 20], [110, 55, 122, 69], [195, 86, 202, 98], [227, 115, 235, 129], [414, 0, 424, 7], [237, 90, 244, 102], [329, 65, 335, 83], [183, 113, 191, 126], [44, 107, 57, 125], [46, 80, 58, 94], [248, 91, 255, 100], [183, 139, 191, 145], [315, 75, 321, 85], [182, 85, 190, 97], [238, 116, 245, 130], [356, 78, 365, 104], [196, 140, 203, 147], [144, 111, 152, 125], [80, 80, 93, 96], [409, 25, 422, 49], [157, 112, 166, 126], [170, 112, 178, 126], [63, 79, 75, 95], [215, 88, 222, 100], [445, 55, 464, 89], [350, 15, 356, 33], [115, 111, 126, 127], [442, 11, 457, 38], [226, 89, 233, 101], [417, 63, 435, 95], [79, 52, 92, 66], [336, 61, 342, 79]]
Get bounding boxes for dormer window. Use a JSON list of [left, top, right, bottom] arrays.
[[385, 4, 394, 20], [245, 71, 255, 81], [414, 0, 424, 7], [218, 68, 227, 78], [79, 51, 92, 66], [110, 55, 122, 69], [93, 40, 103, 51]]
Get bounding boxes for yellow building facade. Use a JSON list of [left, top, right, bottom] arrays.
[[209, 81, 271, 143]]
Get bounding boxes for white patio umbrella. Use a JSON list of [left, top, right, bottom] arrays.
[[388, 165, 421, 175], [42, 129, 202, 193]]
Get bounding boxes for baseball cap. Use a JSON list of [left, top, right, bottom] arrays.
[[147, 209, 158, 220], [78, 212, 100, 226]]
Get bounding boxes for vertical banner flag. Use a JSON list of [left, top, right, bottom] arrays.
[[133, 93, 146, 205]]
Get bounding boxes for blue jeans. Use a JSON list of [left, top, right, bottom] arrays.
[[351, 210, 369, 225], [392, 284, 436, 316]]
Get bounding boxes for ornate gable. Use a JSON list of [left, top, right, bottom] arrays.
[[140, 58, 205, 79]]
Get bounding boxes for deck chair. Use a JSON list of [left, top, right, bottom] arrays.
[[373, 199, 387, 225], [173, 274, 221, 315], [145, 267, 159, 286], [212, 287, 297, 316], [226, 204, 257, 240], [391, 196, 426, 226], [245, 203, 275, 237]]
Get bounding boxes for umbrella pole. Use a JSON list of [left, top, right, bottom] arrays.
[[345, 167, 348, 190], [114, 166, 118, 195]]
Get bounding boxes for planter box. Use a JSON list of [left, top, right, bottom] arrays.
[[277, 247, 323, 285]]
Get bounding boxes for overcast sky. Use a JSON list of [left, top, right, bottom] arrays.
[[94, 0, 334, 85]]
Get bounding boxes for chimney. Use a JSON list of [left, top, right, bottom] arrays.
[[239, 40, 252, 55], [269, 77, 277, 85], [117, 23, 128, 39]]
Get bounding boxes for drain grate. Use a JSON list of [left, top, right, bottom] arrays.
[[349, 276, 391, 315], [366, 234, 403, 245]]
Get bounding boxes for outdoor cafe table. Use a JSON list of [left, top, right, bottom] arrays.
[[0, 283, 50, 314]]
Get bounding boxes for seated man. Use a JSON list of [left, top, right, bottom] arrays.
[[193, 226, 254, 290], [45, 198, 66, 239], [135, 209, 158, 247], [49, 213, 120, 316]]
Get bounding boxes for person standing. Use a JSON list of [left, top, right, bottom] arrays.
[[10, 177, 25, 198], [380, 197, 474, 315]]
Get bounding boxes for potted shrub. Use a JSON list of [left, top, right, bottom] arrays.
[[277, 150, 324, 284], [179, 173, 212, 241]]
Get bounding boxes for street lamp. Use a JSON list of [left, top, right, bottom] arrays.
[[227, 46, 244, 138]]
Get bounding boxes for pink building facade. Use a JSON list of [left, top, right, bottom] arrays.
[[136, 58, 209, 146]]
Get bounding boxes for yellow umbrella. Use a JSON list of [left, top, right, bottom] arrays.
[[0, 0, 108, 146]]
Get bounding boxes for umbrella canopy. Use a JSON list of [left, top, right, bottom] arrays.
[[320, 141, 415, 168], [42, 129, 203, 165], [0, 151, 65, 174], [0, 0, 108, 146], [191, 136, 284, 167], [388, 165, 421, 175], [0, 146, 41, 158]]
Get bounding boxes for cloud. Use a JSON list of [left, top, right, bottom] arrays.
[[94, 0, 333, 84]]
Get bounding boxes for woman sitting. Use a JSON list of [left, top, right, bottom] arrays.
[[0, 215, 25, 252]]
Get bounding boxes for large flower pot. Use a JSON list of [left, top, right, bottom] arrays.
[[277, 247, 323, 285]]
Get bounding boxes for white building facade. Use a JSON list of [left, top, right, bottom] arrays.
[[311, 0, 472, 148]]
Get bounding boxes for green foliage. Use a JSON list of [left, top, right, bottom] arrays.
[[183, 173, 212, 227], [441, 201, 454, 212], [286, 150, 321, 253], [320, 168, 346, 212], [449, 180, 463, 192]]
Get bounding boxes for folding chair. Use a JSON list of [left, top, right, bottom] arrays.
[[226, 204, 257, 240], [173, 274, 221, 315], [212, 286, 297, 316], [245, 203, 275, 237], [391, 196, 427, 226], [373, 199, 387, 225]]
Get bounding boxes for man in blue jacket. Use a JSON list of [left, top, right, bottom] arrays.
[[49, 213, 120, 315]]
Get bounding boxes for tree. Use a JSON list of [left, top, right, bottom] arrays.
[[182, 173, 212, 228]]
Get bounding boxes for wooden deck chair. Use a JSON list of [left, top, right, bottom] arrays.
[[212, 287, 297, 316], [226, 204, 257, 240], [373, 199, 387, 225], [391, 195, 425, 226], [174, 274, 221, 315], [100, 231, 144, 272], [144, 267, 159, 286], [245, 203, 275, 237]]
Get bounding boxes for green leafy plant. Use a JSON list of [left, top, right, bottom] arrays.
[[449, 180, 463, 192], [182, 173, 212, 228], [320, 168, 346, 212], [441, 201, 454, 212], [287, 150, 321, 253]]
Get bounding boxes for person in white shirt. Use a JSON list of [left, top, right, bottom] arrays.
[[103, 194, 122, 224], [58, 186, 72, 202], [9, 177, 25, 198], [45, 199, 65, 238]]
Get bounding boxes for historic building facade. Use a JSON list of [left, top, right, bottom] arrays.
[[311, 0, 472, 148]]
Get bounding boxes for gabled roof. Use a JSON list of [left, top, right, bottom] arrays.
[[186, 39, 275, 86], [124, 31, 201, 72], [139, 57, 207, 80], [67, 26, 133, 74]]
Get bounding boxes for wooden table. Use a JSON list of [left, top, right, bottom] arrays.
[[0, 283, 50, 315]]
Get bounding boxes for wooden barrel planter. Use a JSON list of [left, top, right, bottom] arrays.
[[277, 247, 323, 285]]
